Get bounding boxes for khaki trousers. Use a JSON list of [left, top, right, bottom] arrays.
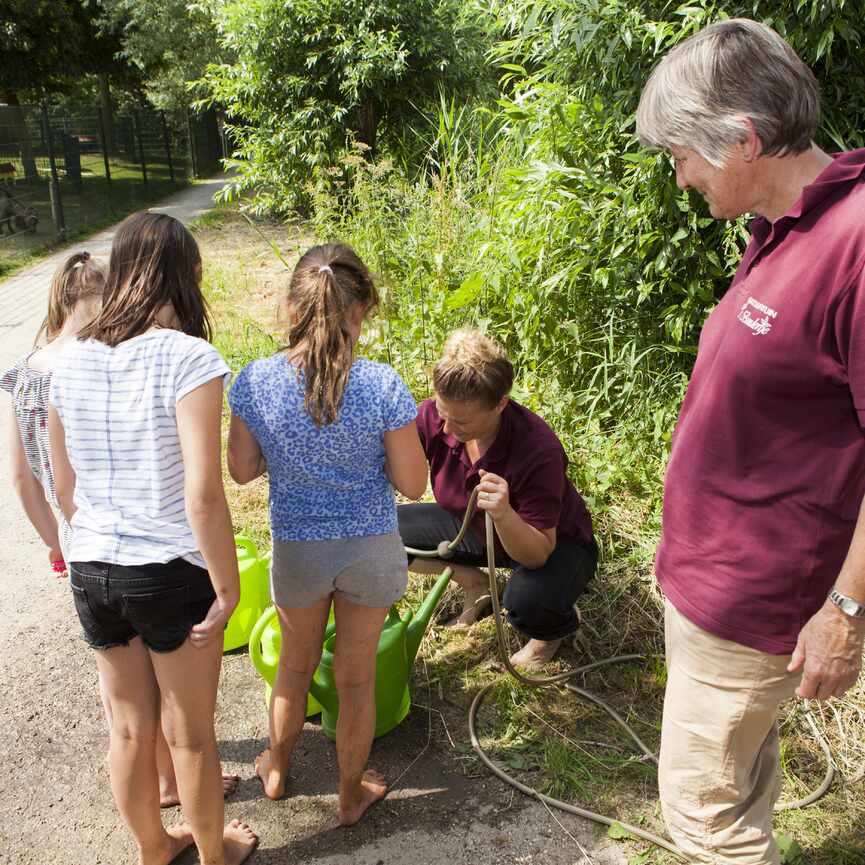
[[659, 601, 802, 864]]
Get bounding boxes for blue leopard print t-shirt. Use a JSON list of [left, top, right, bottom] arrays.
[[228, 354, 418, 541]]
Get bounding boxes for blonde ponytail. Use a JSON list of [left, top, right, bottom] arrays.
[[36, 251, 106, 345], [286, 244, 378, 426]]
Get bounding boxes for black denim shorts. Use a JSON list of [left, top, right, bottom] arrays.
[[69, 558, 216, 653]]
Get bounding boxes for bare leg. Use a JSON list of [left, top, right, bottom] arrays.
[[409, 558, 490, 626], [150, 638, 257, 865], [94, 639, 194, 865], [332, 596, 390, 826], [256, 597, 331, 800], [157, 725, 239, 808], [155, 726, 179, 807], [103, 664, 237, 809]]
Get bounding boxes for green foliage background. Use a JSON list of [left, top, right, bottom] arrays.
[[204, 0, 865, 527]]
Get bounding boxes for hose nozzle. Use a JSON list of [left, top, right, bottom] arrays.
[[437, 540, 454, 559]]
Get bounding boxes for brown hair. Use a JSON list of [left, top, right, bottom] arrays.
[[433, 329, 513, 409], [285, 243, 378, 427], [36, 251, 106, 344], [79, 211, 211, 347]]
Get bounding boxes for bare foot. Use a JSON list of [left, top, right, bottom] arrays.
[[509, 637, 563, 670], [445, 586, 491, 628], [255, 748, 289, 800], [338, 769, 388, 826], [160, 772, 240, 808], [223, 819, 259, 865], [139, 823, 194, 865]]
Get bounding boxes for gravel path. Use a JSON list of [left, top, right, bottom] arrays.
[[0, 182, 628, 865]]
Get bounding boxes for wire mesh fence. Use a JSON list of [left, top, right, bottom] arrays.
[[0, 103, 225, 276]]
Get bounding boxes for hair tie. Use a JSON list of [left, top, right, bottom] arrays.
[[318, 265, 333, 276]]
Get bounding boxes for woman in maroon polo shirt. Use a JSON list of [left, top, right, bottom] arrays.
[[398, 329, 597, 669]]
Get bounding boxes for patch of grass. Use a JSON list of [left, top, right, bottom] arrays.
[[0, 156, 187, 279]]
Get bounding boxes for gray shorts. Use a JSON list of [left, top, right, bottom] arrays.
[[270, 530, 408, 609]]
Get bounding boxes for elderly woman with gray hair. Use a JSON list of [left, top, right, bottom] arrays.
[[637, 18, 865, 865]]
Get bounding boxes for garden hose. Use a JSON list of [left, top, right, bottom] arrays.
[[409, 490, 835, 860]]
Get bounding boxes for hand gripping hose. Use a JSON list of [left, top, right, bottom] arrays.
[[409, 490, 835, 860]]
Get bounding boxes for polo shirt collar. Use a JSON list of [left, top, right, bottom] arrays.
[[742, 148, 865, 272], [747, 148, 865, 266], [480, 402, 513, 467]]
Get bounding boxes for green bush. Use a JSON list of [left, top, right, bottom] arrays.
[[202, 0, 493, 212], [308, 0, 865, 532]]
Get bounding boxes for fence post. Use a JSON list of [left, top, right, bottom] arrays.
[[133, 111, 149, 192], [97, 104, 113, 209], [41, 105, 66, 242], [186, 108, 199, 179], [160, 111, 176, 185]]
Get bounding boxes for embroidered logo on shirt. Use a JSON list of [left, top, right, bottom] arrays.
[[737, 296, 777, 336]]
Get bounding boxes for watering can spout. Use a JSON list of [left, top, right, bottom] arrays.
[[405, 566, 453, 663]]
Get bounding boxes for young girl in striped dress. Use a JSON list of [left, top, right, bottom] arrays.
[[48, 212, 258, 865]]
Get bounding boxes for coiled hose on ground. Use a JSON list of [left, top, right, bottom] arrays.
[[405, 489, 835, 860]]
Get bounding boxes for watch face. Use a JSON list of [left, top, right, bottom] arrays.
[[841, 598, 862, 617]]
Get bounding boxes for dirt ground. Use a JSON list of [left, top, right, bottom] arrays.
[[0, 183, 630, 865], [0, 570, 624, 865]]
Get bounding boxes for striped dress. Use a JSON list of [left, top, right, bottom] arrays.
[[0, 351, 73, 555], [48, 329, 230, 566]]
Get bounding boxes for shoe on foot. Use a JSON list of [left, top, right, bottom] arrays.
[[509, 638, 563, 670]]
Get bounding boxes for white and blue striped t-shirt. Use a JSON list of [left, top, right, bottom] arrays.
[[49, 329, 231, 566]]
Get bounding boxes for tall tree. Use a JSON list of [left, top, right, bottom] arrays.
[[0, 0, 131, 101], [200, 0, 489, 212], [94, 0, 223, 112]]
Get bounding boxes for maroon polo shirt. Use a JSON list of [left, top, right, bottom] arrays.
[[417, 397, 593, 549], [656, 149, 865, 655]]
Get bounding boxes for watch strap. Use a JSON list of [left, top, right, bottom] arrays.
[[828, 588, 865, 619]]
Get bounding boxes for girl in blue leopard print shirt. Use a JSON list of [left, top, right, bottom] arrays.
[[227, 242, 427, 824]]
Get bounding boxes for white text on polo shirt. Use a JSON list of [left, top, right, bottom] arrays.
[[737, 296, 777, 336]]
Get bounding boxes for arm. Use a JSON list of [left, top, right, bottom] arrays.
[[8, 402, 63, 563], [175, 378, 240, 648], [46, 405, 77, 524], [227, 413, 266, 484], [477, 469, 556, 569], [788, 495, 865, 700], [383, 420, 428, 500]]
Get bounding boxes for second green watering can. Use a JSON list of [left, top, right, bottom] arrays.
[[223, 536, 270, 653], [249, 568, 452, 739]]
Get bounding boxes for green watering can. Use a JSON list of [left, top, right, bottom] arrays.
[[223, 536, 271, 653], [249, 568, 452, 739]]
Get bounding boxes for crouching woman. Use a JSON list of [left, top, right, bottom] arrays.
[[398, 329, 597, 669]]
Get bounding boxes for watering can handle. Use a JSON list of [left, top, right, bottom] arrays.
[[249, 604, 279, 682], [235, 535, 258, 560]]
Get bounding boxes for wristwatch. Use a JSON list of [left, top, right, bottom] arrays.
[[828, 588, 865, 619]]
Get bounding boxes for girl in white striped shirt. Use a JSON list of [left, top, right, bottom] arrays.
[[48, 212, 258, 865]]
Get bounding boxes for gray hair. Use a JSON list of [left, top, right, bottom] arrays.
[[636, 19, 821, 167]]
